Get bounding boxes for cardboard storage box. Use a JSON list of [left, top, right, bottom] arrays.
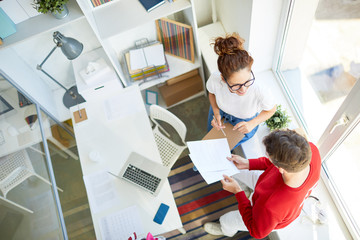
[[159, 73, 203, 106]]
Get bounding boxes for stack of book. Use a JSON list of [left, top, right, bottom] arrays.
[[125, 43, 169, 81]]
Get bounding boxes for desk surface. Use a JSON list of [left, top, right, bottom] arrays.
[[70, 85, 182, 239]]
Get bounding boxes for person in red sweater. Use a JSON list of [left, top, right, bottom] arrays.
[[203, 129, 321, 239]]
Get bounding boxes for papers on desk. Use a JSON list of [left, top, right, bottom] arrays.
[[83, 171, 120, 214], [103, 90, 143, 121], [187, 138, 239, 184], [99, 205, 145, 240]]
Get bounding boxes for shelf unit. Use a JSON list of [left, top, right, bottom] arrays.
[[76, 0, 206, 108], [92, 0, 192, 38]]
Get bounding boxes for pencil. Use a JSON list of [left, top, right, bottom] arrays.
[[213, 115, 226, 137]]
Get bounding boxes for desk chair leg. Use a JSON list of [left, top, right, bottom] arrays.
[[48, 143, 69, 159], [48, 137, 79, 160], [29, 146, 46, 156], [0, 196, 33, 214], [178, 227, 186, 234], [35, 173, 64, 193]]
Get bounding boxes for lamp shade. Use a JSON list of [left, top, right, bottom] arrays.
[[53, 31, 83, 60]]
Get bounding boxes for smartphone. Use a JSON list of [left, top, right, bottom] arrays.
[[153, 203, 169, 225]]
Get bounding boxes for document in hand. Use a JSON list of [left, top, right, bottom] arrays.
[[187, 138, 239, 184]]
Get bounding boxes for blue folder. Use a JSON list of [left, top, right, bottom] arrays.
[[0, 7, 16, 39]]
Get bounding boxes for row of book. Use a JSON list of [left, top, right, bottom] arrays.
[[125, 42, 169, 81], [90, 0, 112, 7]]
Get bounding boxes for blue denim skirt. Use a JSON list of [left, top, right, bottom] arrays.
[[207, 106, 259, 150]]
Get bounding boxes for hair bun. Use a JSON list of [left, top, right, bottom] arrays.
[[213, 33, 245, 56]]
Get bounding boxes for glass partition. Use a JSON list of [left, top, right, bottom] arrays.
[[0, 80, 64, 239], [0, 75, 95, 239]]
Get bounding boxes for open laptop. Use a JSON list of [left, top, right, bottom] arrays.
[[114, 152, 170, 196]]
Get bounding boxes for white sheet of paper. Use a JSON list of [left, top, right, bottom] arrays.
[[143, 44, 165, 66], [99, 205, 145, 240], [129, 48, 147, 70], [103, 90, 143, 121], [187, 138, 239, 184], [83, 171, 120, 214]]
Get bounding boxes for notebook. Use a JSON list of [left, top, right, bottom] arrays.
[[117, 152, 169, 196], [139, 0, 165, 12]]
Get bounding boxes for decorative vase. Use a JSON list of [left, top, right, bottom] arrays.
[[51, 4, 69, 19]]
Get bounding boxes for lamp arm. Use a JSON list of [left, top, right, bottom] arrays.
[[39, 68, 68, 92], [38, 45, 58, 68], [36, 44, 68, 92]]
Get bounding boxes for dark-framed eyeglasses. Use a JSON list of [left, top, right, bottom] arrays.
[[224, 71, 255, 91]]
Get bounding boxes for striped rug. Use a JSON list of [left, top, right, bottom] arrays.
[[162, 156, 268, 240]]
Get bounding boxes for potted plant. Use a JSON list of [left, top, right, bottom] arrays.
[[265, 105, 291, 131], [33, 0, 69, 18]]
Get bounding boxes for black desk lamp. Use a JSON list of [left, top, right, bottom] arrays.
[[37, 31, 86, 108]]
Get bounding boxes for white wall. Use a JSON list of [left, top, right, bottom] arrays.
[[216, 0, 252, 51], [249, 0, 283, 72], [194, 0, 282, 72], [193, 0, 213, 27], [0, 48, 59, 119]]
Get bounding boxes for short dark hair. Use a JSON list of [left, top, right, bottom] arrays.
[[263, 129, 312, 172]]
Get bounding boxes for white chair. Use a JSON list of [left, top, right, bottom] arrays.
[[0, 150, 53, 199], [149, 105, 187, 169]]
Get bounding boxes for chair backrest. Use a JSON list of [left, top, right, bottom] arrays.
[[0, 150, 34, 198], [149, 105, 187, 168], [149, 104, 187, 143]]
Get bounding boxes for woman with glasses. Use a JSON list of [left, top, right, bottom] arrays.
[[207, 33, 276, 149]]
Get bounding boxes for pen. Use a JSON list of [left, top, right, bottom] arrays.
[[213, 115, 226, 137]]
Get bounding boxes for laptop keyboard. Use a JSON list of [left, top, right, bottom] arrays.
[[122, 164, 161, 194]]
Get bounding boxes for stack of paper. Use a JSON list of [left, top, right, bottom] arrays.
[[125, 43, 169, 81], [187, 138, 239, 184]]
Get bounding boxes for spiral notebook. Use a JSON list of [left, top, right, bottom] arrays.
[[139, 0, 165, 12]]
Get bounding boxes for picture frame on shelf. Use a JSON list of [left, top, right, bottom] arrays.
[[155, 18, 195, 63], [145, 90, 158, 105]]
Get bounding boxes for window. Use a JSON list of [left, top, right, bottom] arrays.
[[274, 0, 360, 238]]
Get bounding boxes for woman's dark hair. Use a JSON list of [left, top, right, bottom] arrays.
[[263, 129, 312, 173], [212, 33, 253, 80]]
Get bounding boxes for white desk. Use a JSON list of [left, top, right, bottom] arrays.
[[70, 85, 183, 239]]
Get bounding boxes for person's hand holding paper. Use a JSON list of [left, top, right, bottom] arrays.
[[187, 138, 239, 184], [226, 154, 249, 170], [221, 175, 243, 194]]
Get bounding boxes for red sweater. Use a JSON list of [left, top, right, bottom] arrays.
[[236, 143, 321, 239]]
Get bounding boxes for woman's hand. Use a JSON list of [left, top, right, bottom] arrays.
[[227, 154, 249, 170], [233, 121, 256, 134], [211, 114, 225, 131], [221, 175, 242, 194]]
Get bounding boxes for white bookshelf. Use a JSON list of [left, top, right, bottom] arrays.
[[74, 0, 206, 106], [92, 0, 192, 39]]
